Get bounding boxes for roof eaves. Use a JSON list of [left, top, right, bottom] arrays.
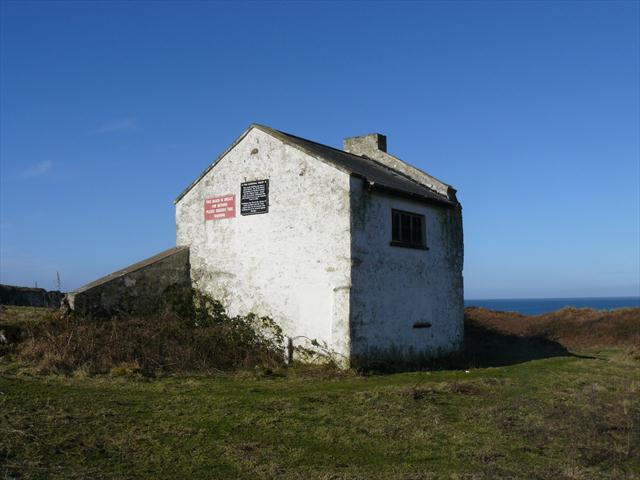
[[359, 177, 455, 208], [378, 150, 455, 195], [357, 154, 455, 204]]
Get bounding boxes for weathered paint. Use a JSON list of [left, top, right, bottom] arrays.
[[66, 124, 463, 366], [176, 128, 353, 364], [175, 126, 464, 367], [349, 177, 464, 364]]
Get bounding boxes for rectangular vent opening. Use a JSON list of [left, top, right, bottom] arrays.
[[413, 322, 432, 329]]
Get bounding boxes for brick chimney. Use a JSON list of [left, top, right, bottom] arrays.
[[343, 133, 387, 160]]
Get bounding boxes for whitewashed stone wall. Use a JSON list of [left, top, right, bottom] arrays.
[[176, 129, 352, 363], [349, 177, 464, 364], [176, 127, 464, 367]]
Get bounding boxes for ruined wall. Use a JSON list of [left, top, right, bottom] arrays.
[[349, 177, 464, 365], [175, 128, 352, 363], [66, 247, 191, 317], [0, 284, 64, 308]]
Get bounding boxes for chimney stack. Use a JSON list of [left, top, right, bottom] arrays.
[[343, 133, 387, 158], [342, 131, 453, 200]]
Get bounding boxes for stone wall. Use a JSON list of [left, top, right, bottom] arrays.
[[175, 128, 352, 364], [0, 284, 64, 308], [349, 177, 464, 366], [66, 247, 190, 317], [175, 126, 464, 367]]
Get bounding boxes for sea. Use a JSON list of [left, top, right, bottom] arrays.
[[464, 297, 640, 316]]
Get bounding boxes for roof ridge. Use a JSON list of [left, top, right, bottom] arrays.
[[253, 123, 359, 159], [254, 124, 449, 200], [175, 124, 456, 207]]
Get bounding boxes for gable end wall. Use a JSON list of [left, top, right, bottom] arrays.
[[176, 129, 352, 363]]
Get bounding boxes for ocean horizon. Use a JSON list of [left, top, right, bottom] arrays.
[[464, 296, 640, 316]]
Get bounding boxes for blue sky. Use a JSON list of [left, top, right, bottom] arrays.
[[1, 1, 638, 299]]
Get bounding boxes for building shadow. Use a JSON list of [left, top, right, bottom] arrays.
[[459, 320, 591, 369], [357, 319, 594, 374]]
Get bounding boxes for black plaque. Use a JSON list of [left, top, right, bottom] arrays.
[[240, 179, 269, 216]]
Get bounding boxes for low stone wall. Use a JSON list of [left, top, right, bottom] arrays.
[[0, 284, 64, 308], [66, 247, 191, 317]]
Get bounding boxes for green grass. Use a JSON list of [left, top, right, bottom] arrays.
[[0, 306, 55, 327], [1, 305, 638, 479], [1, 351, 639, 479]]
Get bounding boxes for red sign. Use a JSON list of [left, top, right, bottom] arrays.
[[204, 194, 236, 221]]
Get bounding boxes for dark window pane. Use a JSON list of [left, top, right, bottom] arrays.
[[391, 209, 426, 247], [412, 216, 422, 245], [392, 211, 399, 241], [401, 213, 411, 243]]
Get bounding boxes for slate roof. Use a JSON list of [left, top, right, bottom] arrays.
[[175, 124, 456, 207]]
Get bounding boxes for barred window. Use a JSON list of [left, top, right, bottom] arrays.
[[391, 209, 427, 249]]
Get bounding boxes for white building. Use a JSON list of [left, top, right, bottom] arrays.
[[175, 124, 464, 367]]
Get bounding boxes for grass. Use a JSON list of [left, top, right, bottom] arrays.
[[2, 294, 287, 375], [0, 306, 55, 327], [466, 306, 640, 351], [1, 306, 639, 479]]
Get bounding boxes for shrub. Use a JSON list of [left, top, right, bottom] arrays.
[[16, 288, 286, 375]]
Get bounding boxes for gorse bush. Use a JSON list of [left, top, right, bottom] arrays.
[[17, 287, 286, 375]]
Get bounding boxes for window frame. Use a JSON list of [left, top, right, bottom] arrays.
[[390, 209, 428, 250]]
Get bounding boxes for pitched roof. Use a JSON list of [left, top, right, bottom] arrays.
[[175, 124, 456, 207]]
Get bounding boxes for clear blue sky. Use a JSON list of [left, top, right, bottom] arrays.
[[1, 1, 638, 299]]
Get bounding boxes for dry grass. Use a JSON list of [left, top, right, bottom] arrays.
[[17, 314, 281, 375], [2, 294, 286, 375], [465, 306, 640, 350]]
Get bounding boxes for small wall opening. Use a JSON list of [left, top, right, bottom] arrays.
[[412, 322, 432, 329]]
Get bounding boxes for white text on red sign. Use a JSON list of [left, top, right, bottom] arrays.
[[204, 194, 236, 221]]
